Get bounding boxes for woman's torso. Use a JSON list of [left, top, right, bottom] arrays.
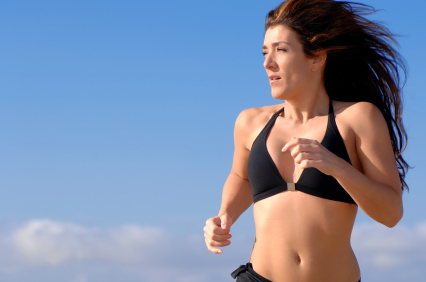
[[246, 101, 362, 282]]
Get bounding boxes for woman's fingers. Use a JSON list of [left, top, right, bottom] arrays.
[[293, 152, 320, 164], [205, 239, 230, 254], [204, 236, 231, 247], [204, 233, 231, 254], [208, 240, 231, 248], [205, 219, 230, 235], [282, 137, 312, 151], [204, 216, 232, 254], [219, 214, 232, 229], [281, 137, 341, 175], [205, 230, 232, 241], [204, 230, 232, 241], [282, 139, 322, 160], [290, 144, 311, 158], [283, 138, 320, 153]]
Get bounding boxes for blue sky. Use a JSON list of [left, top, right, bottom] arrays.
[[0, 0, 425, 281]]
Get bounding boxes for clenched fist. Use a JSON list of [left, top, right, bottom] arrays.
[[203, 214, 233, 254]]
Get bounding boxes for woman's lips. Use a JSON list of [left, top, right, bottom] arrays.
[[269, 75, 281, 84]]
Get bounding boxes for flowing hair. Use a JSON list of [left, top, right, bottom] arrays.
[[265, 0, 409, 190]]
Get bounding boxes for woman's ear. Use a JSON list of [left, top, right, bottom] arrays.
[[311, 52, 327, 72]]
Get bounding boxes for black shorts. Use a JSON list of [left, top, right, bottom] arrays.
[[231, 263, 271, 282], [231, 263, 361, 282]]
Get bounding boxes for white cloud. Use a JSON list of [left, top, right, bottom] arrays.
[[351, 221, 426, 281], [1, 219, 426, 282], [372, 253, 403, 267], [9, 219, 168, 266], [0, 219, 248, 282], [352, 222, 426, 268]]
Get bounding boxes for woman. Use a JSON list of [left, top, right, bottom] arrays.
[[203, 1, 409, 281]]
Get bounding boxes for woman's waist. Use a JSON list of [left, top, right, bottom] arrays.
[[253, 224, 353, 258], [250, 240, 359, 282], [251, 214, 356, 276]]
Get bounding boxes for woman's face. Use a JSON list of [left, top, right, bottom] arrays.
[[263, 25, 314, 100]]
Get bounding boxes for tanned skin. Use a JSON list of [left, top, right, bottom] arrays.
[[203, 25, 402, 282]]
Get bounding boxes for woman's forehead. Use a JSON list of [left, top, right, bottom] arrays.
[[263, 26, 299, 47]]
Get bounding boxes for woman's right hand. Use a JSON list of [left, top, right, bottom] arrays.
[[203, 214, 233, 254]]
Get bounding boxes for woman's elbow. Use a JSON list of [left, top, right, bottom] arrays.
[[383, 206, 403, 228]]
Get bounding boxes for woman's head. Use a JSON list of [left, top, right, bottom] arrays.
[[265, 0, 402, 102], [262, 25, 327, 100], [264, 0, 409, 190]]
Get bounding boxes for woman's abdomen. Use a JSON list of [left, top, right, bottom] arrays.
[[250, 190, 360, 282]]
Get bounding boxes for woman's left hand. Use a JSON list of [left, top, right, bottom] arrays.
[[281, 137, 346, 177]]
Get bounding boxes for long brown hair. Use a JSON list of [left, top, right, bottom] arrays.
[[265, 0, 409, 190]]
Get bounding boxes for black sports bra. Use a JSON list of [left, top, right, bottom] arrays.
[[247, 99, 356, 205]]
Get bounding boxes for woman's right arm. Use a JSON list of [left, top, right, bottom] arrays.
[[204, 109, 256, 254]]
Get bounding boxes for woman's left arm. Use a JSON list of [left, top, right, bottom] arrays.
[[283, 102, 403, 227]]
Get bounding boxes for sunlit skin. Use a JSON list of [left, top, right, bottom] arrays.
[[204, 25, 403, 282]]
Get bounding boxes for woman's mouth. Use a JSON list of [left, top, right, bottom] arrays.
[[269, 75, 281, 84]]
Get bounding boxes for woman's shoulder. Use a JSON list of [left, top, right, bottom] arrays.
[[334, 100, 387, 133], [334, 101, 383, 121], [235, 104, 283, 131], [233, 104, 283, 147]]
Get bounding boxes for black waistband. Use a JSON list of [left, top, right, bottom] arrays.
[[231, 263, 272, 282], [231, 262, 360, 282]]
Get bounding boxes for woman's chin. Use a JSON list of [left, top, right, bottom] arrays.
[[270, 90, 287, 101]]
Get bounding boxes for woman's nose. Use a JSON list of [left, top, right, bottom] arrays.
[[263, 54, 277, 70]]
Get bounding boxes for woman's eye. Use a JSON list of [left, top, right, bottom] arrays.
[[262, 52, 268, 56], [277, 48, 287, 52]]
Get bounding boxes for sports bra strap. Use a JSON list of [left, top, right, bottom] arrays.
[[328, 98, 334, 115], [263, 108, 284, 132]]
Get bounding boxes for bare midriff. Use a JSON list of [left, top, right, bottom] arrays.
[[250, 190, 360, 282]]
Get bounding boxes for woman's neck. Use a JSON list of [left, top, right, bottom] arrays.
[[283, 88, 330, 123]]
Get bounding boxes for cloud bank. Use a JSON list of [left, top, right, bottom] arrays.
[[1, 219, 425, 282], [351, 221, 426, 281], [10, 219, 167, 266]]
